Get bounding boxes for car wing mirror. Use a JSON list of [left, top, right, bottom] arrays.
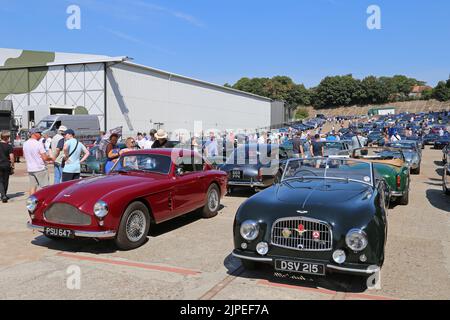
[[176, 167, 185, 176]]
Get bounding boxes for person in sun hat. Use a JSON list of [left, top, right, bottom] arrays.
[[151, 129, 169, 149]]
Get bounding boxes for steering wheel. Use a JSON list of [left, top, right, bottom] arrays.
[[293, 169, 318, 177]]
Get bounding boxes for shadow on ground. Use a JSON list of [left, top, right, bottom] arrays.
[[426, 189, 450, 213], [223, 254, 370, 294], [7, 192, 25, 200]]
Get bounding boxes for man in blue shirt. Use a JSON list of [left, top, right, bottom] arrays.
[[62, 129, 90, 182]]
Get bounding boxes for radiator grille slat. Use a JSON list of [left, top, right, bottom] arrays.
[[44, 203, 92, 226], [271, 217, 332, 251]]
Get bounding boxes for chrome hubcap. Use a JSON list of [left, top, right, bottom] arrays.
[[125, 210, 146, 242], [208, 189, 219, 212]]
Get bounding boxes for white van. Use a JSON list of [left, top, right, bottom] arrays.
[[35, 115, 101, 145]]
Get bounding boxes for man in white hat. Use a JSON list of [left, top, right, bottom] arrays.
[[151, 129, 169, 149], [51, 125, 68, 184]]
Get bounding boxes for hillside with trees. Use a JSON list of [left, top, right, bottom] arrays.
[[226, 75, 450, 110]]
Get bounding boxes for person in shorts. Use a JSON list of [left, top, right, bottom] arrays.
[[23, 128, 52, 195], [62, 129, 90, 182]]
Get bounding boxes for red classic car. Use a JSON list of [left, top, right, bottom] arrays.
[[27, 149, 228, 250]]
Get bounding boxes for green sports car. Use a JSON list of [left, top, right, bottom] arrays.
[[351, 147, 410, 205]]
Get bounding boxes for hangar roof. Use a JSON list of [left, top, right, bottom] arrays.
[[0, 48, 273, 102]]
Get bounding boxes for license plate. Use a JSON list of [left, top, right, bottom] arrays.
[[231, 170, 242, 179], [275, 259, 325, 276], [44, 227, 75, 239]]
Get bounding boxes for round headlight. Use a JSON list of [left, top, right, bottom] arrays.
[[346, 229, 368, 252], [256, 242, 269, 256], [26, 196, 38, 213], [240, 220, 259, 241], [94, 201, 109, 219], [333, 250, 346, 264]]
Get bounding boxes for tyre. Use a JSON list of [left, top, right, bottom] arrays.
[[398, 178, 410, 206], [412, 167, 421, 175], [202, 184, 221, 218], [240, 259, 257, 270], [398, 189, 409, 205], [444, 179, 450, 195], [115, 202, 150, 250]]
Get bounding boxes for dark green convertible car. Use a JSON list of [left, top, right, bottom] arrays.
[[232, 158, 388, 282], [351, 147, 410, 205]]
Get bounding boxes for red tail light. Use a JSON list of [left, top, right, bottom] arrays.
[[396, 175, 401, 188]]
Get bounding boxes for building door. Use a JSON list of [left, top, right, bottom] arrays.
[[28, 111, 35, 128]]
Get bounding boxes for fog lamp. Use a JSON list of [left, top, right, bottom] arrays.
[[241, 243, 248, 250], [333, 250, 346, 264], [256, 242, 269, 256]]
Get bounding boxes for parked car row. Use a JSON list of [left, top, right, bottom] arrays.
[[24, 111, 448, 284]]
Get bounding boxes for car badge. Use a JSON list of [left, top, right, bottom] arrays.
[[312, 231, 320, 240], [64, 194, 71, 198], [295, 224, 307, 237], [297, 210, 308, 215], [282, 228, 292, 239]]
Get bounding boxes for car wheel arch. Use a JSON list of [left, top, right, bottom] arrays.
[[121, 198, 155, 224]]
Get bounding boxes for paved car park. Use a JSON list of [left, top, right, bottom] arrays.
[[0, 146, 449, 300]]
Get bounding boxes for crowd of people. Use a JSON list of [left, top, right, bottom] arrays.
[[0, 111, 448, 203]]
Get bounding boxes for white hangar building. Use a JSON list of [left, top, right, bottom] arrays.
[[0, 48, 285, 135]]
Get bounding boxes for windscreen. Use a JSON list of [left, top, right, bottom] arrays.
[[282, 158, 373, 185]]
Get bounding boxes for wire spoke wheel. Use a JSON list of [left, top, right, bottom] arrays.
[[125, 210, 146, 242], [208, 189, 219, 212]]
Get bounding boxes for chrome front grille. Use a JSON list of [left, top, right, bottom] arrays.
[[271, 217, 332, 251], [44, 203, 92, 226]]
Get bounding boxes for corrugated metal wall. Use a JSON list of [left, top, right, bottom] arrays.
[[1, 63, 106, 129], [106, 63, 272, 136]]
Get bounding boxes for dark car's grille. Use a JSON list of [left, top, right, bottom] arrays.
[[271, 217, 332, 251], [44, 203, 92, 226]]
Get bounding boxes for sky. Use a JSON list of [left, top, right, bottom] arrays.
[[1, 0, 449, 88]]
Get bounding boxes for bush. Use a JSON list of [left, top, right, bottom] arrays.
[[295, 108, 309, 120]]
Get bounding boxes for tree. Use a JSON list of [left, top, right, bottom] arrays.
[[230, 76, 310, 107], [432, 80, 450, 101], [361, 76, 392, 104], [311, 75, 364, 108]]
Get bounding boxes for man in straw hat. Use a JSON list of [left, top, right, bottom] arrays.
[[152, 129, 169, 149]]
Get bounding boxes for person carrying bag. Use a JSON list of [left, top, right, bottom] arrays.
[[61, 129, 90, 182]]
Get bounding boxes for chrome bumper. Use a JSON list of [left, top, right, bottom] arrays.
[[390, 190, 406, 197], [27, 222, 116, 239], [228, 181, 267, 188], [232, 252, 380, 275]]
